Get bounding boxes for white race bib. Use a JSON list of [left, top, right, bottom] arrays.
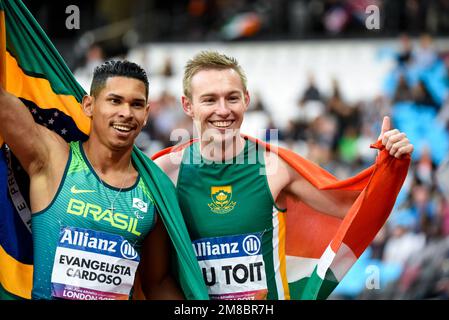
[[51, 226, 140, 300], [193, 233, 268, 300]]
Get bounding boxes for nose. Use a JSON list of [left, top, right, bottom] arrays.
[[118, 103, 134, 119], [215, 98, 231, 117]]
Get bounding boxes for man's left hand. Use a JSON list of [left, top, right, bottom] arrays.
[[378, 116, 414, 159]]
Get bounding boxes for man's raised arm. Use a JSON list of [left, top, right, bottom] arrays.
[[0, 86, 65, 175]]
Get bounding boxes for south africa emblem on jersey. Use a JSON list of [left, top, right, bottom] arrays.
[[208, 186, 236, 214]]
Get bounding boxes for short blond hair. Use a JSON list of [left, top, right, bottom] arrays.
[[183, 51, 247, 99]]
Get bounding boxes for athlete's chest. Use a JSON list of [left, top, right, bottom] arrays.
[[178, 163, 275, 238], [58, 170, 156, 242]]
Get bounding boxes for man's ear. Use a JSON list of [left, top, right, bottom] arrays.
[[244, 90, 250, 110], [143, 102, 150, 126], [181, 96, 194, 117], [82, 95, 94, 118]]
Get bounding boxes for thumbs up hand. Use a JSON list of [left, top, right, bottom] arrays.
[[378, 116, 414, 159]]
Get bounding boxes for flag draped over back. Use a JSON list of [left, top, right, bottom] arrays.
[[0, 0, 208, 300], [152, 136, 410, 299]]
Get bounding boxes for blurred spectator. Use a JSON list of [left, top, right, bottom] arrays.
[[413, 33, 438, 70], [438, 97, 449, 129], [294, 100, 326, 140], [281, 120, 302, 142], [346, 0, 382, 29], [412, 80, 439, 110], [383, 215, 426, 266], [393, 74, 413, 103], [428, 0, 449, 34], [160, 55, 174, 78], [300, 73, 322, 103], [308, 114, 338, 150], [74, 44, 106, 92], [338, 125, 359, 164], [304, 114, 339, 171], [439, 197, 449, 237], [404, 0, 429, 34], [292, 73, 326, 141], [371, 225, 388, 261], [393, 175, 443, 239], [241, 92, 272, 140], [397, 33, 413, 68], [149, 90, 186, 147], [415, 147, 434, 186], [306, 139, 334, 168], [323, 0, 349, 35], [412, 183, 440, 238], [355, 122, 377, 166], [382, 238, 449, 299], [327, 78, 360, 149], [436, 155, 449, 236]]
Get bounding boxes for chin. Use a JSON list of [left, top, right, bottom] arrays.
[[110, 139, 134, 150], [202, 128, 239, 144]]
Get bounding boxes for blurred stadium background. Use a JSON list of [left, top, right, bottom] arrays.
[[25, 0, 449, 299]]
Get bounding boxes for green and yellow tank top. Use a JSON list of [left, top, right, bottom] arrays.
[[31, 141, 156, 300], [177, 138, 289, 300]]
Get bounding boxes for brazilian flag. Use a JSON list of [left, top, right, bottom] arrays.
[[0, 0, 208, 300]]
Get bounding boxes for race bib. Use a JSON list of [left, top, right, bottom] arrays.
[[193, 233, 268, 300], [51, 226, 140, 300]]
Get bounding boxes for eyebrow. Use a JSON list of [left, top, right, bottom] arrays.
[[199, 91, 241, 98], [106, 93, 146, 103]]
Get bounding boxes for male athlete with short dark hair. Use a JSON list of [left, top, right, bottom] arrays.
[[0, 60, 183, 300]]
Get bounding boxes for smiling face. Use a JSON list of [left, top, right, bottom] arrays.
[[182, 68, 250, 143], [83, 76, 150, 151]]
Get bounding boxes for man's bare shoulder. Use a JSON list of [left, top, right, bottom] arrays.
[[154, 148, 184, 179], [263, 148, 308, 190], [264, 149, 289, 176], [263, 149, 300, 200]]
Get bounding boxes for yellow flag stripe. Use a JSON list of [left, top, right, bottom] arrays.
[[4, 50, 91, 135], [0, 10, 6, 87], [277, 211, 290, 299], [0, 245, 32, 299]]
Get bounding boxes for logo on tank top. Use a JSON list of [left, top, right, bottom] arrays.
[[208, 186, 237, 214], [70, 185, 96, 194], [132, 198, 148, 220]]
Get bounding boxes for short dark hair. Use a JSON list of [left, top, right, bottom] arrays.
[[90, 60, 149, 99]]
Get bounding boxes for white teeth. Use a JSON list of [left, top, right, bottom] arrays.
[[112, 124, 132, 132], [211, 121, 233, 128]]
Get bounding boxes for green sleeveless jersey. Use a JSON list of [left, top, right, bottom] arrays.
[[31, 141, 156, 300], [177, 139, 289, 300]]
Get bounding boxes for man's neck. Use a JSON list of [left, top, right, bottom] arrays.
[[83, 138, 133, 175], [199, 133, 246, 162]]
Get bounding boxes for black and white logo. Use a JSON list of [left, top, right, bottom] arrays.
[[242, 235, 261, 255], [120, 240, 138, 260]]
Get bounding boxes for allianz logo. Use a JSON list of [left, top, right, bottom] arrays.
[[193, 235, 261, 258], [60, 228, 138, 259], [60, 228, 117, 253], [120, 240, 138, 260]]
